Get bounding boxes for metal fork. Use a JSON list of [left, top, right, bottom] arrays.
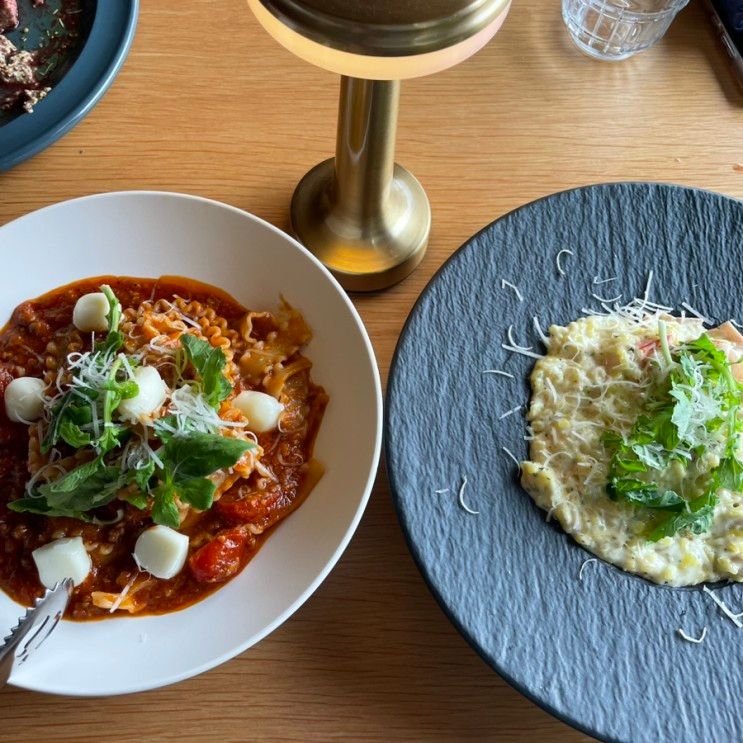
[[0, 579, 73, 688]]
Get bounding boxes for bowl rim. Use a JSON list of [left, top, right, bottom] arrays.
[[0, 190, 383, 695]]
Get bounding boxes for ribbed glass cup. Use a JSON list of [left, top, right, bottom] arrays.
[[562, 0, 689, 61]]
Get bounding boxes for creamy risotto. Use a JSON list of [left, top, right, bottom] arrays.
[[521, 313, 743, 587]]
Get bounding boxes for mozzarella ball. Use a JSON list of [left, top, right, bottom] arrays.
[[134, 526, 189, 579], [118, 366, 168, 424], [233, 390, 283, 433], [72, 292, 110, 333], [32, 537, 92, 589], [4, 376, 45, 423]]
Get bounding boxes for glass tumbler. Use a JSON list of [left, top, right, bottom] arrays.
[[562, 0, 689, 61]]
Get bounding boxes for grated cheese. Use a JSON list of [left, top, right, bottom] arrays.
[[578, 558, 598, 581], [434, 488, 450, 494], [501, 279, 524, 302], [591, 291, 623, 304], [702, 586, 743, 628], [501, 446, 520, 468], [592, 276, 616, 285], [677, 627, 708, 644], [533, 317, 549, 345], [457, 476, 479, 515], [482, 369, 515, 379], [499, 405, 522, 420], [680, 301, 711, 325], [507, 325, 532, 351], [108, 572, 139, 614], [555, 249, 573, 276], [501, 343, 545, 360]]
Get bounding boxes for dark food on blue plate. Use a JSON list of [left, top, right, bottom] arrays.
[[0, 0, 85, 115]]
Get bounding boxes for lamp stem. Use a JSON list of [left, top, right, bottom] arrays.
[[334, 77, 400, 222], [290, 76, 429, 291]]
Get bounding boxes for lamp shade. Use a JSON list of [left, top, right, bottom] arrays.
[[248, 0, 511, 79]]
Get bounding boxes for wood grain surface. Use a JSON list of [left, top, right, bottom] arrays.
[[1, 1, 741, 740]]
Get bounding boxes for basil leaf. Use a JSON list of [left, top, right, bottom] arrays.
[[161, 433, 253, 479], [177, 477, 216, 511], [133, 459, 156, 493], [59, 417, 92, 448], [181, 335, 232, 408], [151, 483, 181, 528], [122, 489, 149, 510], [39, 458, 104, 495], [8, 497, 91, 521]]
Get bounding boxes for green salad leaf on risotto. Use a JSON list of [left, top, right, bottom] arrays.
[[604, 324, 743, 541]]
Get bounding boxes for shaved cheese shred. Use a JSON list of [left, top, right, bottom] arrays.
[[507, 325, 532, 351], [108, 573, 139, 614], [499, 405, 522, 420], [681, 301, 711, 325], [457, 476, 479, 515], [434, 488, 450, 494], [501, 279, 524, 302], [592, 276, 616, 285], [545, 378, 558, 405], [591, 291, 622, 304], [642, 269, 654, 305], [555, 249, 573, 276], [677, 627, 708, 644], [501, 344, 545, 360], [502, 446, 520, 468], [533, 316, 549, 345], [578, 558, 598, 581], [703, 586, 743, 628], [482, 369, 515, 379]]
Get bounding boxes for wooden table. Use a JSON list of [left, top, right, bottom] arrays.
[[1, 1, 741, 740]]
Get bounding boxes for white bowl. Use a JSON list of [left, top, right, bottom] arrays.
[[0, 192, 382, 695]]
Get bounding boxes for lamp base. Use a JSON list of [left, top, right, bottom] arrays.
[[290, 158, 431, 292]]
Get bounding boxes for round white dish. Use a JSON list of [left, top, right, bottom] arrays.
[[0, 191, 382, 695]]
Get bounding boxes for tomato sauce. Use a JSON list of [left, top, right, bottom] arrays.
[[0, 276, 327, 619]]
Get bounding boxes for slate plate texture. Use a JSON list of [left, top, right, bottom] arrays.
[[385, 183, 743, 743]]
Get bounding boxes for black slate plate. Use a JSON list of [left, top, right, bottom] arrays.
[[386, 183, 743, 743]]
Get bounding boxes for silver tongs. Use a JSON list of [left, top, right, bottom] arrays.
[[0, 579, 73, 688]]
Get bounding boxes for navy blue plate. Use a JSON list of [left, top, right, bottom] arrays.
[[0, 0, 138, 171], [386, 183, 743, 742]]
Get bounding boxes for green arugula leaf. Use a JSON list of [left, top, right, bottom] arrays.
[[151, 482, 181, 528], [180, 335, 232, 408], [176, 477, 216, 511], [646, 492, 717, 542], [630, 443, 668, 470], [603, 332, 739, 540], [160, 433, 253, 479], [715, 455, 743, 492]]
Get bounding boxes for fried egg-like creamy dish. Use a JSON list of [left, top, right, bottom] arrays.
[[521, 314, 743, 586]]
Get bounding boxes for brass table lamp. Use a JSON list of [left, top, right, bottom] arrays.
[[249, 0, 511, 291]]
